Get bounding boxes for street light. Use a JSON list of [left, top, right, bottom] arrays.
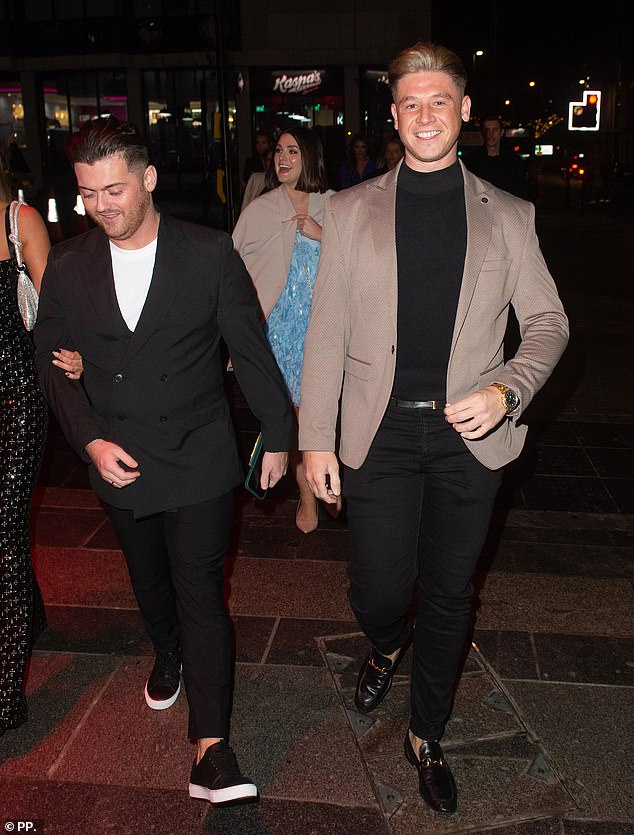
[[529, 80, 536, 88], [472, 49, 484, 76]]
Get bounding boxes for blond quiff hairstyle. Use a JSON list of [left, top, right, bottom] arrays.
[[388, 42, 468, 101]]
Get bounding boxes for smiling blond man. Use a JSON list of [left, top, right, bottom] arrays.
[[300, 42, 568, 816]]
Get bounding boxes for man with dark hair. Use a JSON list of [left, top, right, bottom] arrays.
[[466, 115, 528, 198], [300, 42, 568, 815], [35, 116, 293, 804]]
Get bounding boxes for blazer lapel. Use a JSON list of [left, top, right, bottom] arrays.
[[449, 161, 494, 359], [119, 212, 189, 367], [367, 166, 399, 329], [80, 229, 131, 342]]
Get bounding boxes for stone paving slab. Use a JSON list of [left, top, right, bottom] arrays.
[[50, 656, 193, 790], [0, 778, 207, 835], [0, 653, 123, 779], [227, 557, 352, 620], [476, 573, 634, 637], [32, 508, 107, 547], [368, 744, 572, 833], [230, 665, 377, 806], [506, 681, 634, 822], [486, 540, 634, 579], [203, 799, 389, 835], [205, 798, 390, 835], [475, 630, 634, 686], [38, 659, 378, 809], [317, 633, 574, 832], [33, 547, 135, 608]]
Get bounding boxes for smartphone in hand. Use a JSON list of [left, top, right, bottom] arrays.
[[244, 433, 267, 499]]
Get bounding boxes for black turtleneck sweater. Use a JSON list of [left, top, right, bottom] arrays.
[[393, 160, 467, 401]]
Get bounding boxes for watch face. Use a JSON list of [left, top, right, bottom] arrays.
[[504, 389, 519, 411]]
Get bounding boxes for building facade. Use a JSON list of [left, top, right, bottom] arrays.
[[0, 0, 431, 228]]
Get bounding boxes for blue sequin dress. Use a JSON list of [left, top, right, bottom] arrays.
[[264, 230, 320, 406]]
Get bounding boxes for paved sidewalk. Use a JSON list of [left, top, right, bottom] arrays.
[[1, 196, 633, 834]]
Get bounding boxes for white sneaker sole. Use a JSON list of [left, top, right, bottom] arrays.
[[188, 781, 258, 804], [144, 680, 180, 710]]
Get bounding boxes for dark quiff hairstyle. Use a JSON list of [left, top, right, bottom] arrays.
[[265, 127, 329, 194], [388, 42, 468, 101], [66, 116, 149, 170]]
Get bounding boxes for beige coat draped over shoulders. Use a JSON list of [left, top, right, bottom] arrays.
[[232, 186, 334, 318]]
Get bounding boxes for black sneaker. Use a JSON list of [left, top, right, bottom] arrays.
[[189, 740, 258, 804], [144, 649, 181, 710]]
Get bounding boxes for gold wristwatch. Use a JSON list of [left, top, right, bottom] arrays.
[[490, 382, 520, 414]]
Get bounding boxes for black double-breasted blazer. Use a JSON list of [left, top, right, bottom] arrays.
[[35, 210, 294, 517]]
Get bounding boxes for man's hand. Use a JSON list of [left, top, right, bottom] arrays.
[[261, 451, 288, 490], [84, 439, 140, 488], [444, 386, 507, 439], [303, 451, 341, 503]]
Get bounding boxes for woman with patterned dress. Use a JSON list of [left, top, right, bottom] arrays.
[[0, 169, 81, 734], [0, 168, 50, 734], [233, 128, 335, 533]]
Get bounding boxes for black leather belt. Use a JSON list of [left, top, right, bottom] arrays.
[[390, 397, 444, 410]]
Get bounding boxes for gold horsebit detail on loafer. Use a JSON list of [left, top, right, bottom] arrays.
[[368, 658, 391, 674], [420, 756, 445, 768]]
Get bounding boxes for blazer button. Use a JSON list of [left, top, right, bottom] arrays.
[[159, 415, 168, 422], [114, 373, 123, 383], [116, 414, 125, 421], [481, 196, 489, 203], [159, 374, 168, 382]]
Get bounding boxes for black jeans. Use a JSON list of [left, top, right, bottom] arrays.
[[344, 402, 503, 741], [107, 492, 234, 740]]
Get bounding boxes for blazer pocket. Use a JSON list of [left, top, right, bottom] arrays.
[[480, 259, 512, 272], [344, 353, 372, 381], [185, 400, 226, 430], [479, 361, 504, 387]]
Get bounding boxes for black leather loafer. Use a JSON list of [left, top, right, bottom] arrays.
[[354, 647, 397, 713], [404, 732, 457, 815]]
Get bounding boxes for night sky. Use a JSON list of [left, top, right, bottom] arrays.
[[431, 1, 632, 122]]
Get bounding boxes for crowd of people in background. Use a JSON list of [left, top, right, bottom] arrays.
[[240, 119, 527, 204]]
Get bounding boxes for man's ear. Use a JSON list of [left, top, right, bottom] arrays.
[[143, 165, 158, 193], [461, 95, 471, 123], [391, 101, 399, 132]]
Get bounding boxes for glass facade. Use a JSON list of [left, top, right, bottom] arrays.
[[42, 70, 128, 173], [143, 67, 232, 222], [0, 78, 30, 194]]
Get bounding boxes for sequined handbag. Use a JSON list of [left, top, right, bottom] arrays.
[[8, 200, 39, 331]]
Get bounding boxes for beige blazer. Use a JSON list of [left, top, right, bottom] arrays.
[[232, 186, 335, 318], [299, 161, 569, 471]]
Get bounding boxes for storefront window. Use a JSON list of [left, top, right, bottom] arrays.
[[360, 68, 395, 149], [249, 67, 345, 188], [42, 70, 128, 173], [144, 67, 230, 221], [0, 80, 25, 149], [0, 79, 30, 193]]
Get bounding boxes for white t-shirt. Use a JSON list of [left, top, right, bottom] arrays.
[[110, 238, 158, 331]]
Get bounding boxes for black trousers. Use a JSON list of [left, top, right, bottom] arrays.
[[344, 402, 503, 741], [106, 492, 234, 740]]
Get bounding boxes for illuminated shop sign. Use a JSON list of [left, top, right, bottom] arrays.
[[272, 70, 324, 95]]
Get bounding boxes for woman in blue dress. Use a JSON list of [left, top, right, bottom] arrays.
[[233, 128, 335, 533]]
